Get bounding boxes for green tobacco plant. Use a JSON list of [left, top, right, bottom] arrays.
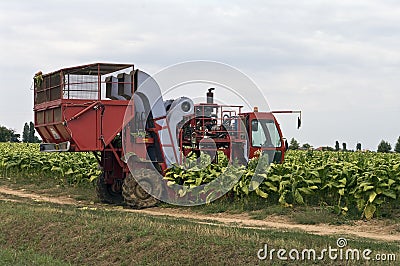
[[0, 143, 100, 185], [1, 143, 399, 220], [165, 150, 400, 219]]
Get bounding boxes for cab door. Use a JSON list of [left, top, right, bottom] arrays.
[[247, 113, 285, 163]]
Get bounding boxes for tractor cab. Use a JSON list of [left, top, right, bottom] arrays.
[[240, 111, 286, 163]]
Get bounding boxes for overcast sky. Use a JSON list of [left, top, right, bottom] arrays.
[[1, 0, 399, 150]]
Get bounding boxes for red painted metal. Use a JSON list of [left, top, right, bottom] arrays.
[[243, 111, 286, 163], [178, 103, 287, 164], [33, 62, 299, 208], [179, 103, 247, 162], [35, 99, 129, 151], [34, 63, 134, 152], [33, 63, 295, 200]]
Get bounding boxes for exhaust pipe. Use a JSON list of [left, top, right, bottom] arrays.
[[207, 88, 215, 104]]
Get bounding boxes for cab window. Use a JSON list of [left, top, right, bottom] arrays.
[[251, 119, 281, 148]]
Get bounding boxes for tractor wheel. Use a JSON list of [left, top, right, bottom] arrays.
[[96, 173, 124, 204], [122, 169, 163, 208]]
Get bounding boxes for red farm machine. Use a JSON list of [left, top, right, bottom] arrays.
[[33, 63, 300, 208]]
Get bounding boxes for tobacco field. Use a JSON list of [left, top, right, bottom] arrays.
[[1, 143, 399, 219], [164, 150, 400, 219], [0, 143, 100, 185]]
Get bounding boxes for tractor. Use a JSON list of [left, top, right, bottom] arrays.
[[33, 63, 300, 208]]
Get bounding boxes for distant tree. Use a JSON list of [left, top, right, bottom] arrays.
[[324, 146, 335, 151], [302, 143, 312, 149], [356, 143, 362, 151], [289, 138, 300, 150], [395, 137, 400, 153], [28, 122, 35, 142], [22, 122, 29, 143], [23, 121, 40, 143], [10, 130, 20, 142], [0, 126, 11, 142], [0, 125, 19, 142], [335, 141, 340, 151], [342, 142, 347, 151], [377, 140, 392, 153]]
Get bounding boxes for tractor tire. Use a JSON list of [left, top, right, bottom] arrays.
[[122, 169, 163, 208], [96, 173, 124, 205]]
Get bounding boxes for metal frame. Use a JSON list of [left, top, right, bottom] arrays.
[[34, 63, 134, 152]]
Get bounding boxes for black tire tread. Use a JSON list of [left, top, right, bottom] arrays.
[[122, 169, 161, 208], [96, 173, 124, 204]]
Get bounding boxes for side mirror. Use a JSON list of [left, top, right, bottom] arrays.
[[297, 116, 301, 129], [285, 139, 289, 151]]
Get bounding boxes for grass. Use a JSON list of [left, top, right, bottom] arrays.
[[0, 175, 399, 264], [166, 190, 400, 226], [164, 196, 365, 226], [0, 174, 97, 203], [2, 172, 399, 227], [2, 173, 398, 227], [0, 248, 69, 266], [248, 205, 354, 225], [291, 208, 354, 225], [0, 199, 399, 265]]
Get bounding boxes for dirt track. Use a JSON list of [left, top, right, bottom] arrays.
[[0, 186, 399, 242]]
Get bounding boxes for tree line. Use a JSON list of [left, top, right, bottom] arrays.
[[0, 122, 40, 143], [289, 137, 400, 153], [2, 121, 400, 153]]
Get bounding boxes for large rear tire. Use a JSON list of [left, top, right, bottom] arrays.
[[96, 173, 124, 204], [122, 169, 163, 208]]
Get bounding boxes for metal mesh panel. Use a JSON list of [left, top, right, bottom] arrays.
[[35, 64, 134, 103], [50, 73, 61, 87], [50, 86, 61, 101], [63, 74, 98, 100], [35, 91, 46, 104], [35, 72, 62, 103]]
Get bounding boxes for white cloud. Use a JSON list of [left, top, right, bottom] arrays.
[[0, 0, 399, 149]]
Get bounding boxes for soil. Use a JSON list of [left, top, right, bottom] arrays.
[[0, 186, 399, 242]]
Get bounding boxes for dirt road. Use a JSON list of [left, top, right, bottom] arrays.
[[0, 186, 399, 242]]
